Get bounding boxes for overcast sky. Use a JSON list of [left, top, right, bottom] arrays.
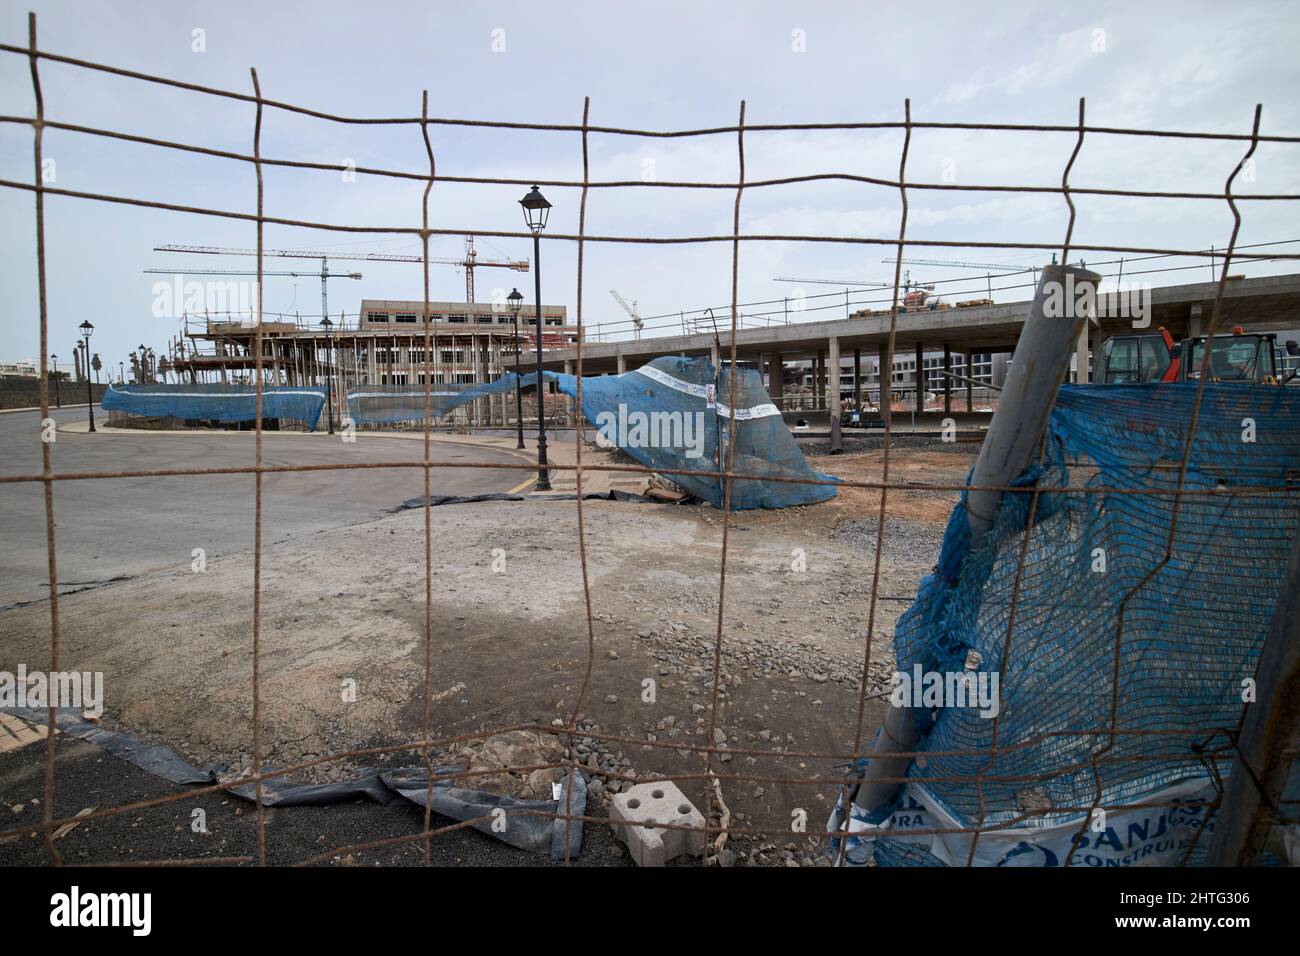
[[2, 0, 1299, 371]]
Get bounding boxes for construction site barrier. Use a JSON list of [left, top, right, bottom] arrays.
[[345, 356, 839, 510], [101, 383, 326, 429], [831, 383, 1300, 866]]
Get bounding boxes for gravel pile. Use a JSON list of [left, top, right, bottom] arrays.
[[830, 515, 946, 570]]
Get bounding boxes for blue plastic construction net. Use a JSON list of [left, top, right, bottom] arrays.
[[852, 382, 1300, 867], [346, 356, 837, 510], [343, 382, 483, 425], [102, 383, 325, 428]]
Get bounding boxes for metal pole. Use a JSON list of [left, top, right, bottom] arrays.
[[512, 314, 524, 448], [532, 231, 550, 490], [967, 263, 1100, 542], [83, 333, 95, 431], [1206, 522, 1300, 866], [326, 330, 335, 435]]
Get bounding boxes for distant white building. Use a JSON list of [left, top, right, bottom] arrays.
[[0, 359, 39, 378]]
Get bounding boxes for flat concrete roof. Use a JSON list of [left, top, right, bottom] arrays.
[[537, 272, 1300, 374]]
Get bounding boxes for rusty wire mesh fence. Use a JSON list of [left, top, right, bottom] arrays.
[[3, 10, 1299, 867]]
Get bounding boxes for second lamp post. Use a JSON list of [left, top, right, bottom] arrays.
[[507, 287, 525, 450], [78, 321, 95, 432], [519, 185, 552, 490], [319, 316, 335, 435]]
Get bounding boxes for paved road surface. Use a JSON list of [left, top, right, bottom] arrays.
[[0, 409, 532, 607]]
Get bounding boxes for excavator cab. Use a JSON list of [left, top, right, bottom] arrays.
[[1095, 327, 1296, 386], [1181, 328, 1280, 384], [1094, 327, 1178, 385]]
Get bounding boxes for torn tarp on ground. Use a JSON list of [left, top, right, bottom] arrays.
[[391, 489, 693, 511], [4, 707, 586, 860]]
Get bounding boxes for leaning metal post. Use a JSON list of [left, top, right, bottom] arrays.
[[851, 263, 1100, 817], [1206, 522, 1300, 865]]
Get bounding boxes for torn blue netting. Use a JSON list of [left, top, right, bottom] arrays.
[[102, 383, 325, 428], [865, 383, 1300, 866], [346, 356, 837, 510]]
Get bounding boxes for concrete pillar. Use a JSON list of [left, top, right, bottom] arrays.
[[915, 341, 924, 413], [943, 342, 952, 416], [563, 360, 575, 426], [853, 348, 862, 408], [770, 352, 784, 406], [966, 353, 974, 411], [617, 352, 627, 375], [1188, 302, 1205, 339], [472, 333, 482, 427], [1091, 322, 1104, 382], [1075, 323, 1090, 384], [816, 349, 825, 408], [877, 343, 891, 427], [827, 336, 840, 413]]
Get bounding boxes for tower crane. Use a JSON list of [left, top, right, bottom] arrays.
[[880, 257, 1035, 273], [609, 289, 645, 340], [880, 257, 1049, 302], [154, 239, 529, 320], [774, 273, 937, 300], [773, 276, 893, 288]]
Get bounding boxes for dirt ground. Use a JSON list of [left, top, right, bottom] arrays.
[[0, 439, 977, 866]]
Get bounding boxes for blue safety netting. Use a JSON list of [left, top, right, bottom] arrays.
[[102, 383, 325, 428], [343, 383, 484, 426], [866, 382, 1300, 866], [346, 356, 837, 510]]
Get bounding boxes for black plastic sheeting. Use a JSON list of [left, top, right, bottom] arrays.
[[393, 488, 699, 511], [4, 707, 586, 859]]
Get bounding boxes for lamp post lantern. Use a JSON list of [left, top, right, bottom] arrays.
[[507, 287, 525, 449], [50, 353, 61, 408], [519, 185, 552, 490], [319, 316, 335, 434], [79, 320, 95, 431]]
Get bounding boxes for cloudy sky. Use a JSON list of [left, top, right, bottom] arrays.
[[2, 0, 1298, 371]]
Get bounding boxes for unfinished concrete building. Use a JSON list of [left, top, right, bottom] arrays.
[[165, 299, 578, 426]]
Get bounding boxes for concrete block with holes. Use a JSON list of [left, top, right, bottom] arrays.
[[609, 781, 706, 866]]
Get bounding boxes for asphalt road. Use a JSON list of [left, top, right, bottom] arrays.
[[0, 408, 532, 607]]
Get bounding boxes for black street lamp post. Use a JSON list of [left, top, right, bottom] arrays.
[[319, 316, 335, 434], [79, 320, 95, 432], [519, 186, 552, 490], [139, 345, 155, 385], [50, 353, 61, 408], [507, 287, 525, 449]]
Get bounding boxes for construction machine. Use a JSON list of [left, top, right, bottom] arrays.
[[1094, 326, 1300, 386]]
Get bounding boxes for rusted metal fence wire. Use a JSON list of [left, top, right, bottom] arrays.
[[3, 11, 1299, 866]]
